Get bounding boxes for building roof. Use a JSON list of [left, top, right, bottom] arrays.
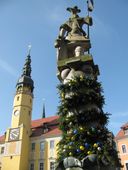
[[115, 122, 128, 140], [0, 115, 61, 143], [31, 115, 59, 128]]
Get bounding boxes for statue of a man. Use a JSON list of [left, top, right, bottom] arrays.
[[55, 6, 93, 60], [59, 6, 92, 40]]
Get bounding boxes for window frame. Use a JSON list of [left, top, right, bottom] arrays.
[[39, 162, 44, 170], [50, 140, 54, 149], [50, 162, 55, 170], [122, 144, 127, 153], [40, 141, 45, 151], [31, 142, 35, 151], [30, 162, 34, 170]]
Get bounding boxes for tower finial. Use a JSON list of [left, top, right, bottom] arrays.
[[42, 98, 46, 118], [28, 44, 32, 56]]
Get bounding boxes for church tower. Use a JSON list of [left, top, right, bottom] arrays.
[[2, 54, 34, 170]]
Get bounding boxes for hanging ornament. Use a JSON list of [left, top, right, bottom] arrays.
[[67, 130, 72, 135], [97, 147, 102, 151], [87, 151, 92, 155], [69, 152, 73, 156], [69, 146, 72, 149], [63, 149, 66, 152], [93, 143, 98, 148], [76, 149, 81, 153], [67, 112, 74, 117], [69, 122, 73, 127], [84, 143, 89, 149], [63, 145, 68, 149], [65, 118, 69, 122], [80, 146, 85, 151], [69, 142, 73, 145], [80, 75, 84, 81], [61, 92, 65, 99], [87, 131, 90, 135], [73, 129, 78, 134], [91, 127, 96, 133], [79, 126, 84, 131], [71, 136, 75, 141]]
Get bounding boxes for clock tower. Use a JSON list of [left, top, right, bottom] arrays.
[[2, 54, 34, 170]]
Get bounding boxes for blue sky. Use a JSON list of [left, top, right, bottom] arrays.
[[0, 0, 128, 136]]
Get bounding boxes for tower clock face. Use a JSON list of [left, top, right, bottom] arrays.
[[14, 110, 20, 116], [9, 128, 20, 141]]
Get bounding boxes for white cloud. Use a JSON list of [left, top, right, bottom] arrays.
[[0, 58, 18, 77]]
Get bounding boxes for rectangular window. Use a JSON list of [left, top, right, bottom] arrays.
[[40, 142, 45, 151], [31, 143, 35, 151], [50, 162, 55, 170], [0, 147, 4, 154], [30, 163, 34, 170], [39, 162, 44, 170], [50, 140, 54, 149], [122, 145, 126, 153]]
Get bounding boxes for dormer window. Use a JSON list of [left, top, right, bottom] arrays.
[[124, 128, 128, 135], [43, 123, 49, 133]]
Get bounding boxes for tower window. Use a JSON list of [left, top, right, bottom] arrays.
[[122, 144, 127, 153], [30, 99, 32, 103], [50, 140, 54, 149], [31, 143, 35, 151], [17, 96, 20, 101], [0, 147, 4, 154]]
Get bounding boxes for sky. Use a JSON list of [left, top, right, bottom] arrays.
[[0, 0, 128, 136]]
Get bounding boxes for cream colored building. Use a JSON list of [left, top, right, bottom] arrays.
[[0, 55, 61, 170], [116, 123, 128, 170]]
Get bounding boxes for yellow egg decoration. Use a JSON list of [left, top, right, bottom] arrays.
[[87, 151, 92, 155], [93, 143, 98, 148], [79, 126, 84, 131], [80, 146, 85, 150], [69, 152, 73, 156]]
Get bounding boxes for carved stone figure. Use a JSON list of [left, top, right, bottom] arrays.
[[55, 6, 93, 60]]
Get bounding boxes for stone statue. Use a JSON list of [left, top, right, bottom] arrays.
[[55, 6, 93, 60]]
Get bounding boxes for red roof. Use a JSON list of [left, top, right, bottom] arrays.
[[0, 116, 61, 143], [116, 122, 128, 140], [31, 115, 59, 128]]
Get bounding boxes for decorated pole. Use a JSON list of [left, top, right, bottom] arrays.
[[54, 3, 122, 170]]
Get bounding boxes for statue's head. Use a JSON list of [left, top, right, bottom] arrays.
[[75, 46, 84, 57], [67, 6, 81, 17]]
